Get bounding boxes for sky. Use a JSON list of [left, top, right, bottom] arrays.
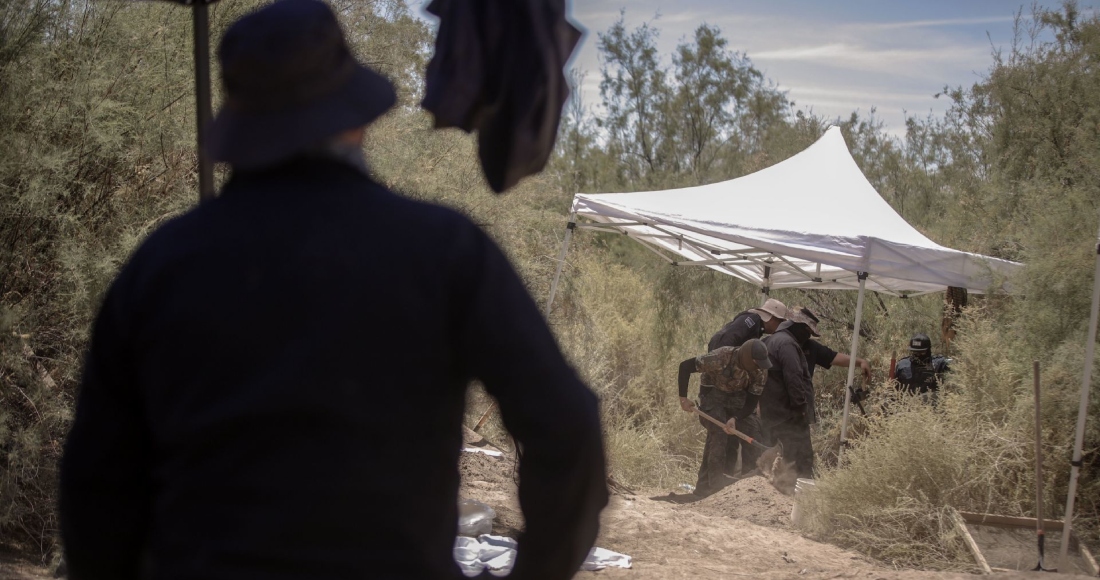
[[556, 0, 1090, 137]]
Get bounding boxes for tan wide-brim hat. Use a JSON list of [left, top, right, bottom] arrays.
[[784, 306, 821, 337], [750, 298, 788, 322]]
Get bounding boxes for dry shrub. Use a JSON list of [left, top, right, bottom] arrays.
[[602, 419, 697, 488], [799, 398, 978, 570], [801, 304, 1100, 568], [554, 253, 700, 488]]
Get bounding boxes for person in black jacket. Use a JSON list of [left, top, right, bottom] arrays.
[[761, 308, 819, 478], [58, 2, 608, 579]]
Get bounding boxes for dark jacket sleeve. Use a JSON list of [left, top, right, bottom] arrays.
[[736, 392, 760, 420], [807, 339, 838, 370], [60, 277, 150, 580], [678, 357, 697, 397], [449, 226, 608, 580], [895, 358, 914, 385], [777, 341, 809, 410]]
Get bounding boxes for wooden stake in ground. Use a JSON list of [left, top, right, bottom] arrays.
[[1032, 360, 1055, 572]]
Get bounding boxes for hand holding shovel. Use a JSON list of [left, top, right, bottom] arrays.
[[692, 407, 772, 451]]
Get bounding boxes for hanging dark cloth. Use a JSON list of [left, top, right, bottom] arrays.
[[422, 0, 581, 193]]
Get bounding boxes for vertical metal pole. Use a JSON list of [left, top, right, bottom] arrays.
[[544, 213, 576, 316], [475, 215, 575, 433], [839, 272, 868, 463], [761, 263, 772, 301], [1059, 226, 1100, 569], [193, 2, 215, 201]]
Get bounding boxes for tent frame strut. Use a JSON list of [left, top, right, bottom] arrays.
[[570, 218, 917, 298]]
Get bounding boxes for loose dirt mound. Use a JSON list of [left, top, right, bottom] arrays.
[[684, 475, 796, 528], [459, 449, 516, 489], [457, 437, 524, 537]]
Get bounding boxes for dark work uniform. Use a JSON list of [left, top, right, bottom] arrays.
[[677, 347, 766, 496], [703, 310, 766, 474], [896, 355, 949, 395], [60, 158, 608, 580], [708, 311, 765, 352], [761, 329, 814, 478], [803, 340, 838, 379], [801, 339, 838, 422]]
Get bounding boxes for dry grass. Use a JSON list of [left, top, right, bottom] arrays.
[[798, 306, 1099, 569]]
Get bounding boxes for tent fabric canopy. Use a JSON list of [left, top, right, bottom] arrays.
[[570, 126, 1021, 296]]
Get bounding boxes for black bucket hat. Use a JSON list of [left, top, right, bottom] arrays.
[[208, 0, 396, 170]]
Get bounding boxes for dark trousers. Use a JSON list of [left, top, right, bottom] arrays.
[[767, 416, 814, 479], [694, 389, 760, 496]]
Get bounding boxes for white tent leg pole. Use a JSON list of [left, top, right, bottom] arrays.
[[839, 272, 868, 464], [544, 213, 576, 316], [1058, 230, 1100, 569], [476, 214, 576, 434]]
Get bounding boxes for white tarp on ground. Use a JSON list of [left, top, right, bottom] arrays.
[[570, 126, 1021, 295], [454, 535, 632, 576]]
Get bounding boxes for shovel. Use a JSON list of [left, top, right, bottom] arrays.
[[692, 407, 772, 451]]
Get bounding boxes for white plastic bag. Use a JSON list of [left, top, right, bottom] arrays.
[[457, 499, 496, 537]]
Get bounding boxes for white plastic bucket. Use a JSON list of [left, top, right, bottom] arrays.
[[790, 478, 816, 525]]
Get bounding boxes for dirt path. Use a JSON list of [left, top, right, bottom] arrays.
[[0, 434, 1059, 580], [456, 431, 1054, 580], [461, 462, 887, 579], [0, 549, 51, 580]]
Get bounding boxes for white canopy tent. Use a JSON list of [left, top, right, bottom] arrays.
[[544, 126, 1023, 466]]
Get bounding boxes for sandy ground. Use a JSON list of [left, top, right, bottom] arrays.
[[1, 430, 1089, 579], [0, 547, 50, 580], [457, 428, 1093, 580]]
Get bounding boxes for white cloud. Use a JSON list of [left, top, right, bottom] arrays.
[[783, 85, 939, 105], [563, 1, 1070, 134], [850, 15, 1022, 31], [752, 42, 990, 79]]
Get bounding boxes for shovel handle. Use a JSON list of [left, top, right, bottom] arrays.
[[693, 408, 770, 450]]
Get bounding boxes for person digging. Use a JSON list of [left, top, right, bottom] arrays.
[[677, 338, 772, 497]]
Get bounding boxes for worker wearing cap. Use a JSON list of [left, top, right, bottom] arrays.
[[761, 307, 818, 478], [702, 298, 786, 475], [677, 339, 772, 496], [895, 333, 950, 398]]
